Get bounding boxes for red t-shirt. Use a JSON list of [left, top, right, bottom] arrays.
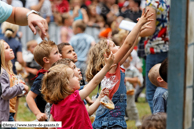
[[50, 90, 92, 129]]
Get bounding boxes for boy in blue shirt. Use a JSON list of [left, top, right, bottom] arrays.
[[148, 63, 168, 114]]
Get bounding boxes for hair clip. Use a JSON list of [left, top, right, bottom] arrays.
[[47, 71, 50, 73]]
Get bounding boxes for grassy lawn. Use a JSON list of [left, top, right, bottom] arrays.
[[17, 87, 151, 129]]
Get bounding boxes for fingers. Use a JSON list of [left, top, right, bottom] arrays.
[[144, 9, 149, 17], [28, 23, 36, 35], [36, 21, 48, 40]]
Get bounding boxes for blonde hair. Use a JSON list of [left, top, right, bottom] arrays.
[[1, 22, 19, 38], [148, 63, 161, 86], [26, 40, 38, 50], [0, 40, 13, 74], [86, 39, 110, 82], [73, 20, 86, 32], [41, 64, 73, 104], [112, 30, 128, 46], [33, 40, 57, 67]]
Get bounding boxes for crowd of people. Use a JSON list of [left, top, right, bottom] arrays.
[[0, 0, 170, 129]]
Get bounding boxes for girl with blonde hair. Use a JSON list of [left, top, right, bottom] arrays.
[[1, 21, 25, 74], [85, 10, 153, 129], [0, 40, 28, 125]]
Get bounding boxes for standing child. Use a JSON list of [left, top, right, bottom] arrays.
[[0, 40, 28, 125], [41, 52, 114, 128], [85, 10, 153, 128], [70, 20, 95, 83], [26, 40, 62, 121], [122, 55, 142, 127]]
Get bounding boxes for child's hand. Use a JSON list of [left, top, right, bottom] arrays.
[[36, 113, 47, 121], [137, 9, 153, 26], [23, 85, 29, 95], [99, 88, 109, 99], [104, 52, 115, 67]]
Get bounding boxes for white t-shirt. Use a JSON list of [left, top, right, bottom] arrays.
[[25, 0, 52, 17], [2, 0, 23, 7]]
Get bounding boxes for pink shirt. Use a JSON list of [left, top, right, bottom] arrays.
[[50, 90, 92, 129]]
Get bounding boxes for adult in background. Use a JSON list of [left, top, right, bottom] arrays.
[[139, 0, 170, 113]]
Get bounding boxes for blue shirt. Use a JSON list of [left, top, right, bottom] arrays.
[[70, 33, 95, 62], [153, 87, 168, 114], [0, 1, 13, 23], [31, 73, 47, 113]]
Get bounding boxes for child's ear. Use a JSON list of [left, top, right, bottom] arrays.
[[43, 57, 49, 64], [157, 76, 164, 83]]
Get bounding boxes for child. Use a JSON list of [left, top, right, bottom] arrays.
[[148, 64, 168, 114], [140, 113, 167, 129], [57, 42, 77, 63], [85, 10, 153, 128], [24, 40, 41, 87], [26, 40, 62, 121], [52, 58, 108, 115], [60, 12, 74, 43], [122, 55, 142, 127], [1, 21, 25, 74], [41, 52, 114, 128], [0, 40, 28, 124], [70, 20, 95, 82]]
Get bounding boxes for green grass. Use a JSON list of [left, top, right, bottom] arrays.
[[17, 87, 151, 129]]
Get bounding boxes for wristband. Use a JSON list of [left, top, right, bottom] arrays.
[[26, 10, 40, 20]]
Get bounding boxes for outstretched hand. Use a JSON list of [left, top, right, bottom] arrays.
[[104, 51, 115, 68], [28, 13, 48, 40]]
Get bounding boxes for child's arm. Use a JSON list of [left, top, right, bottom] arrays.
[[79, 53, 114, 100], [25, 67, 38, 75], [86, 88, 109, 116], [0, 70, 27, 99], [26, 91, 47, 121], [85, 96, 94, 105], [113, 10, 153, 64], [81, 8, 89, 23], [125, 77, 141, 87], [48, 115, 55, 129]]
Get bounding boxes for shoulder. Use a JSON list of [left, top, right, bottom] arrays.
[[0, 68, 8, 78], [155, 87, 168, 97]]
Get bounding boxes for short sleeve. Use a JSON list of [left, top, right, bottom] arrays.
[[87, 35, 95, 44], [0, 1, 13, 23], [30, 75, 43, 95]]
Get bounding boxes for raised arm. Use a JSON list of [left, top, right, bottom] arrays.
[[113, 10, 153, 64], [79, 53, 114, 100]]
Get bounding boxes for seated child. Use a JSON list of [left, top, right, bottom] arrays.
[[140, 113, 167, 129], [24, 40, 41, 87], [41, 52, 114, 128], [122, 55, 142, 127], [148, 63, 168, 114], [26, 40, 62, 121]]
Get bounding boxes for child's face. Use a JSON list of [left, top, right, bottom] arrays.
[[61, 45, 77, 62], [48, 46, 62, 65], [29, 42, 38, 54], [109, 40, 120, 54], [69, 61, 82, 81], [4, 42, 14, 62], [67, 68, 80, 91]]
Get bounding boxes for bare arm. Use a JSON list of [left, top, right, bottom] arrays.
[[120, 35, 139, 65], [79, 53, 114, 100], [125, 77, 139, 84], [6, 7, 48, 39], [26, 91, 47, 121], [16, 52, 26, 67], [48, 115, 55, 129], [25, 67, 38, 75], [139, 7, 156, 37], [30, 0, 44, 12], [81, 8, 89, 23], [113, 10, 153, 64]]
